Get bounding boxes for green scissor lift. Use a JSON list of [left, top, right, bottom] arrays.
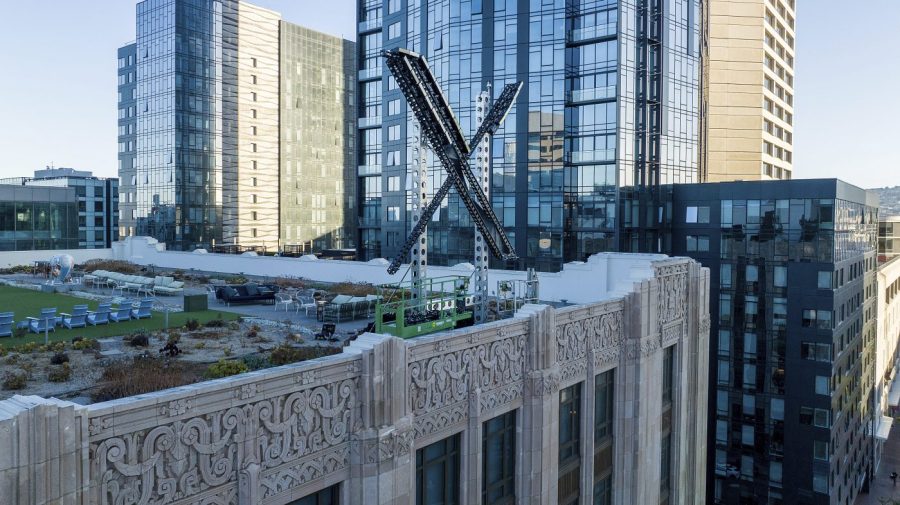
[[374, 276, 473, 339]]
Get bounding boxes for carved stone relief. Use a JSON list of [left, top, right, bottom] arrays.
[[91, 377, 358, 505], [408, 333, 525, 438]]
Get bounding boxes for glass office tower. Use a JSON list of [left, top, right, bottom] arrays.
[[670, 179, 878, 505], [118, 0, 237, 250], [356, 0, 701, 270]]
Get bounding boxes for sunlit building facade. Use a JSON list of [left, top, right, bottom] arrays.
[[356, 0, 701, 270]]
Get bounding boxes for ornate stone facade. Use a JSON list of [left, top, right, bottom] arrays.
[[1, 256, 709, 505]]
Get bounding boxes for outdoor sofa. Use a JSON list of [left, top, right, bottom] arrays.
[[215, 284, 276, 305]]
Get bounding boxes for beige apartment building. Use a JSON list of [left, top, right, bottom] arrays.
[[706, 0, 796, 182]]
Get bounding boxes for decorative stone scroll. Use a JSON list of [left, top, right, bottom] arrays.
[[91, 377, 358, 505], [655, 262, 688, 328], [408, 333, 526, 438], [661, 322, 684, 347], [556, 305, 624, 367]]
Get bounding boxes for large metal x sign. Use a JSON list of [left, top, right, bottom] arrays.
[[382, 48, 522, 275]]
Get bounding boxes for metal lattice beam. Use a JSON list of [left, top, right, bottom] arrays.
[[383, 48, 521, 275]]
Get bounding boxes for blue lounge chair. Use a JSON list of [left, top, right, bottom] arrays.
[[109, 304, 132, 322], [87, 304, 111, 326], [0, 312, 14, 337], [131, 299, 153, 320], [28, 308, 57, 334], [60, 305, 88, 329]]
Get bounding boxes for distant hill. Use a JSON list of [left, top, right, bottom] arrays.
[[870, 186, 900, 218]]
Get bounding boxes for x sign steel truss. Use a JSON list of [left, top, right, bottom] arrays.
[[382, 48, 522, 275]]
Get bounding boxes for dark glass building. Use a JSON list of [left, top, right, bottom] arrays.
[[356, 0, 702, 270], [0, 185, 79, 251], [669, 179, 878, 505]]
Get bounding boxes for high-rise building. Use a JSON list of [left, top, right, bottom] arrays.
[[356, 0, 702, 270], [877, 216, 900, 264], [874, 256, 900, 476], [705, 0, 795, 182], [669, 179, 878, 505], [117, 0, 356, 252], [0, 168, 119, 250]]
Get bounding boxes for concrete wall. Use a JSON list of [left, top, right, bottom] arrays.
[[0, 248, 113, 269], [0, 256, 709, 505], [111, 236, 669, 304]]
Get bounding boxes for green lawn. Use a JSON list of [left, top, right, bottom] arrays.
[[0, 285, 240, 348]]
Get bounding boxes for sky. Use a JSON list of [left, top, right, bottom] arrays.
[[0, 1, 898, 189]]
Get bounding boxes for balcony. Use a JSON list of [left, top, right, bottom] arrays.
[[358, 116, 382, 129], [358, 18, 382, 34], [569, 149, 616, 164], [358, 68, 381, 81], [568, 23, 616, 44], [358, 165, 382, 177], [568, 85, 617, 104]]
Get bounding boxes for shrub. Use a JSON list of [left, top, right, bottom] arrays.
[[241, 354, 270, 371], [246, 324, 262, 339], [269, 344, 341, 366], [227, 321, 241, 331], [194, 342, 206, 350], [226, 275, 248, 284], [71, 336, 83, 344], [2, 370, 27, 390], [222, 346, 233, 357], [47, 363, 72, 382], [204, 359, 249, 379], [184, 319, 201, 331], [166, 330, 181, 345], [19, 342, 39, 354], [5, 353, 19, 365], [330, 282, 377, 297], [73, 338, 100, 351], [0, 346, 7, 357], [159, 341, 181, 358], [92, 357, 200, 402], [50, 352, 70, 365], [81, 259, 142, 274], [126, 330, 150, 348], [51, 342, 66, 352], [204, 316, 226, 328], [13, 327, 28, 339]]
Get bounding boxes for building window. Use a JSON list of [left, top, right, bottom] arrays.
[[251, 211, 257, 221], [388, 99, 400, 115], [483, 411, 516, 504], [251, 92, 257, 102], [660, 346, 675, 505], [594, 370, 614, 505], [288, 483, 339, 505], [801, 342, 831, 362], [799, 406, 813, 425], [686, 235, 709, 252], [813, 440, 829, 461], [813, 409, 830, 428], [251, 108, 257, 119], [388, 124, 400, 141], [251, 57, 257, 67], [387, 176, 400, 192], [386, 206, 400, 222], [815, 376, 830, 396], [558, 383, 582, 505], [388, 22, 401, 39], [251, 228, 257, 238], [251, 74, 257, 85], [416, 434, 460, 505], [685, 206, 710, 223], [386, 150, 401, 166]]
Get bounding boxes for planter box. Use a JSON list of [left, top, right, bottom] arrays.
[[183, 294, 208, 312]]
